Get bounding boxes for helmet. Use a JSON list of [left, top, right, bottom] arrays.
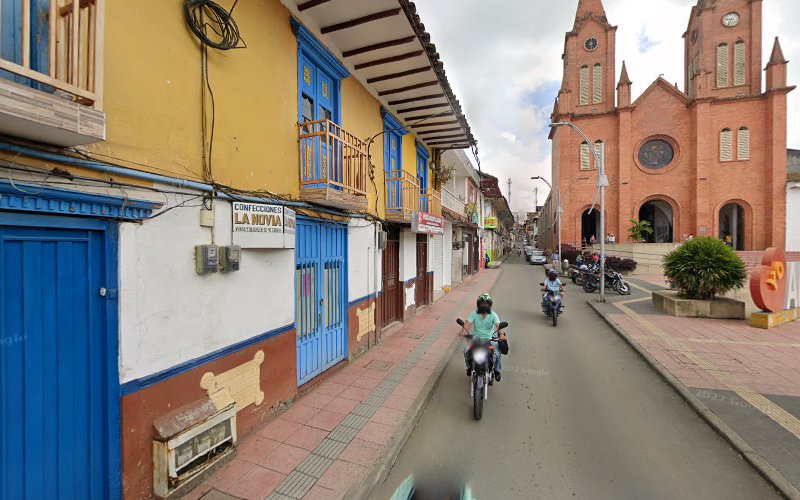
[[548, 270, 558, 280], [477, 293, 493, 307]]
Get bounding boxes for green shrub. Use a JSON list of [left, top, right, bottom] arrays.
[[662, 237, 747, 300]]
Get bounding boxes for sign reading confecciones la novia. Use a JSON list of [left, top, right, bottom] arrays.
[[750, 248, 800, 313], [411, 211, 445, 235]]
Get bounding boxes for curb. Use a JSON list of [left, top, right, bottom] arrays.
[[588, 300, 800, 500], [348, 269, 504, 500]]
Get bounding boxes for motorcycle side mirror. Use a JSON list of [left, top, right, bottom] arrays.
[[539, 282, 544, 286], [499, 322, 509, 329], [456, 318, 465, 327]]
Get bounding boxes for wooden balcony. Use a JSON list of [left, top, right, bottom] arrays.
[[385, 170, 419, 223], [420, 188, 442, 218], [0, 0, 103, 106], [0, 0, 105, 146], [298, 119, 368, 211]]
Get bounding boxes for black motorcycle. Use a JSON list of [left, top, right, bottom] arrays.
[[582, 269, 631, 295], [572, 263, 598, 286], [456, 319, 509, 421], [541, 287, 564, 327]]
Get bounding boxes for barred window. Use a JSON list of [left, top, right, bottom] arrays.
[[717, 43, 729, 88], [734, 41, 746, 86], [580, 142, 591, 170], [737, 127, 750, 161], [580, 66, 590, 105], [593, 64, 603, 104], [720, 128, 733, 162]]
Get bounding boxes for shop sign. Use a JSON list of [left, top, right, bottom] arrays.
[[232, 202, 296, 249], [750, 248, 800, 312], [412, 211, 445, 235]]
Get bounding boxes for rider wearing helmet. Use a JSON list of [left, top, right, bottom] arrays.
[[542, 269, 565, 308], [462, 293, 506, 381]]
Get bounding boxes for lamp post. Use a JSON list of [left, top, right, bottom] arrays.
[[549, 122, 608, 302], [531, 176, 562, 272]]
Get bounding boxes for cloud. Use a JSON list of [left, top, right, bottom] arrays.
[[414, 0, 800, 213], [636, 27, 659, 53]]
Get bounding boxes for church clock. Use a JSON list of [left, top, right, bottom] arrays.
[[584, 38, 598, 51], [722, 12, 740, 27]]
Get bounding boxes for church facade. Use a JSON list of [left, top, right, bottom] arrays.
[[545, 0, 793, 251]]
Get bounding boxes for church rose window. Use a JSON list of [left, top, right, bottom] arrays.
[[638, 139, 675, 170]]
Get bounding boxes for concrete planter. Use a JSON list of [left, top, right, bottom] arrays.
[[652, 290, 746, 320]]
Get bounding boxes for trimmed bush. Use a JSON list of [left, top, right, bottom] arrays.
[[662, 237, 747, 300], [560, 244, 581, 264], [607, 256, 638, 272]]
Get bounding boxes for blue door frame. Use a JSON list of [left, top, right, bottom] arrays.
[[295, 217, 348, 385], [0, 212, 121, 500]]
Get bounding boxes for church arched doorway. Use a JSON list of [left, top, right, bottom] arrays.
[[581, 209, 600, 245], [719, 203, 745, 250], [638, 200, 674, 243]]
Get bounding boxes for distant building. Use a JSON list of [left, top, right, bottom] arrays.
[[788, 150, 800, 250], [544, 0, 793, 251]]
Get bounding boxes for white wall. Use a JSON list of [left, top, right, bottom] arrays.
[[119, 195, 295, 383], [789, 183, 800, 251], [442, 223, 453, 288], [400, 230, 417, 282], [348, 220, 379, 301]]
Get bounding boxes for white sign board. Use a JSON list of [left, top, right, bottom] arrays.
[[232, 202, 292, 249], [283, 208, 296, 249]]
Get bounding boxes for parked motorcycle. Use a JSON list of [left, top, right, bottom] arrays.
[[582, 269, 631, 295], [456, 318, 509, 421], [572, 263, 598, 286], [541, 286, 564, 327]]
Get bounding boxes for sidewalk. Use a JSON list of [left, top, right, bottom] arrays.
[[186, 269, 502, 500], [591, 280, 800, 499]]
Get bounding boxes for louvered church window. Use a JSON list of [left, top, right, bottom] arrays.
[[717, 43, 729, 88], [720, 128, 733, 162], [734, 41, 746, 86], [580, 142, 590, 170], [580, 66, 589, 105], [593, 64, 602, 103], [737, 127, 750, 161]]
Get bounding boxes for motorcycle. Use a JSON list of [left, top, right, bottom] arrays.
[[541, 286, 564, 327], [582, 268, 631, 295], [571, 263, 598, 286], [456, 318, 509, 421]]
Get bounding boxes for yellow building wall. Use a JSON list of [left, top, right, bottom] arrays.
[[341, 77, 386, 219], [88, 0, 299, 197]]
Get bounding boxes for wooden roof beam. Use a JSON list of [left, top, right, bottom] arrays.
[[342, 36, 416, 58], [354, 50, 424, 70], [396, 102, 450, 113], [298, 0, 332, 11], [409, 119, 459, 129], [388, 93, 446, 106], [367, 66, 431, 84], [378, 80, 438, 96], [405, 111, 454, 121], [321, 8, 401, 34], [417, 127, 464, 136]]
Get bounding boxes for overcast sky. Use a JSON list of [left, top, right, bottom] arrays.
[[413, 0, 800, 215]]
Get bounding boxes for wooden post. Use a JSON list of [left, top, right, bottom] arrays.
[[94, 0, 105, 108], [48, 0, 57, 77], [71, 0, 80, 85], [22, 0, 31, 68]]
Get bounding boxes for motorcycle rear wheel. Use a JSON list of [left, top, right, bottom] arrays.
[[583, 280, 596, 293], [473, 380, 484, 420]]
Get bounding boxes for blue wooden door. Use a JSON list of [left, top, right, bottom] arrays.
[[295, 219, 347, 385], [417, 153, 429, 212], [0, 216, 119, 499], [299, 55, 338, 187], [385, 132, 403, 211]]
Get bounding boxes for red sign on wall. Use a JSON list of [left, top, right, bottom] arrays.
[[412, 212, 445, 235], [750, 248, 787, 313]]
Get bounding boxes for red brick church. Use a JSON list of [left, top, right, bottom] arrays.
[[545, 0, 793, 251]]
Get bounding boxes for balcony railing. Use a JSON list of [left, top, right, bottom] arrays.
[[385, 170, 419, 221], [0, 0, 103, 107], [420, 188, 442, 218], [441, 185, 465, 214], [298, 119, 368, 210]]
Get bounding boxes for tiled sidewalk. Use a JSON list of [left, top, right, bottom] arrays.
[[186, 270, 501, 500], [594, 282, 800, 497]]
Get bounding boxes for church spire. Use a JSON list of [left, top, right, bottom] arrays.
[[618, 61, 632, 86], [574, 0, 608, 30], [617, 61, 632, 108], [768, 37, 788, 66]]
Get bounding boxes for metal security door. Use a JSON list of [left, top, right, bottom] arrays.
[[380, 228, 401, 326], [0, 217, 119, 499], [296, 219, 347, 386]]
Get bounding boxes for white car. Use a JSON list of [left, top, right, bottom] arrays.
[[528, 250, 548, 265]]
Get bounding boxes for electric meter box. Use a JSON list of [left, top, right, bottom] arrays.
[[377, 231, 388, 250], [220, 245, 241, 273], [195, 245, 219, 275]]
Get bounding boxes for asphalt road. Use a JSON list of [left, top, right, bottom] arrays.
[[374, 255, 779, 500]]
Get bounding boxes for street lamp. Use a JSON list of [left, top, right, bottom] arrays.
[[531, 176, 562, 271], [549, 121, 608, 302]]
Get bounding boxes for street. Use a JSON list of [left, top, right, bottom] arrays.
[[375, 255, 779, 500]]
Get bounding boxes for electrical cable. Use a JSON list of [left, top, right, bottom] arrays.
[[183, 0, 246, 51]]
